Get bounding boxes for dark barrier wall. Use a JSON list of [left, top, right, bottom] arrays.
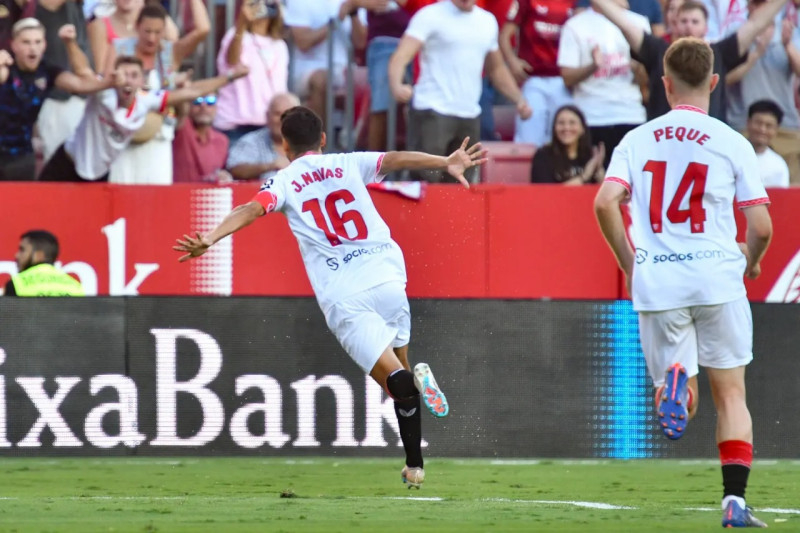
[[0, 298, 796, 458]]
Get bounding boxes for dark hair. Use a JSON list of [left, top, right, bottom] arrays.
[[548, 105, 593, 181], [21, 230, 59, 264], [280, 106, 323, 153], [137, 3, 168, 25], [677, 0, 709, 20], [664, 37, 713, 88], [114, 55, 144, 70], [748, 99, 783, 125]]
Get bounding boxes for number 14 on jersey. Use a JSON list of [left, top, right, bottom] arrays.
[[644, 160, 708, 234]]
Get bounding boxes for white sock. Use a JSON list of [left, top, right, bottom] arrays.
[[722, 495, 746, 510]]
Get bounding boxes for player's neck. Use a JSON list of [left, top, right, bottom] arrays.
[[669, 96, 709, 114]]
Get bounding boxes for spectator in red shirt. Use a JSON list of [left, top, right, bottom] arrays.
[[500, 0, 575, 146], [172, 93, 230, 182]]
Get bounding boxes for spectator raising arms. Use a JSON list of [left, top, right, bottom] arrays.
[[0, 19, 117, 181], [226, 92, 299, 181], [106, 0, 210, 184], [214, 0, 288, 143], [531, 105, 605, 184], [87, 0, 180, 73], [38, 42, 249, 183]]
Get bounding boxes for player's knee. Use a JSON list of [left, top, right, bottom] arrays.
[[386, 368, 418, 401]]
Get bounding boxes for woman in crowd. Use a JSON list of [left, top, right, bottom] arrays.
[[530, 105, 605, 185], [87, 0, 179, 72], [214, 0, 288, 143]]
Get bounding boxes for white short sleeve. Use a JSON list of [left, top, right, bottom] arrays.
[[283, 0, 314, 27], [733, 140, 769, 207], [405, 6, 436, 42], [556, 22, 581, 68], [143, 90, 169, 114], [353, 151, 386, 185]]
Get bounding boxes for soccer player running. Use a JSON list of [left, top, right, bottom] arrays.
[[594, 38, 773, 528], [174, 106, 486, 489]]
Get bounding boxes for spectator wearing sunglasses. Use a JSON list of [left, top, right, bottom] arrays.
[[172, 93, 230, 182]]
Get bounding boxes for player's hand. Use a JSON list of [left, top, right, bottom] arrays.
[[391, 83, 413, 104], [174, 231, 214, 262], [509, 56, 533, 85], [738, 242, 761, 279], [58, 24, 77, 42], [445, 137, 488, 188], [516, 98, 532, 120]]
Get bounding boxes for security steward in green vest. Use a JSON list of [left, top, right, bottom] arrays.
[[3, 230, 84, 297]]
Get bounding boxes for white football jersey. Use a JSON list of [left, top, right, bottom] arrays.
[[605, 105, 770, 311], [253, 151, 406, 312]]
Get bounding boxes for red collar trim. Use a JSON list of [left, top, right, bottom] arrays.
[[299, 151, 321, 158], [674, 105, 707, 115]]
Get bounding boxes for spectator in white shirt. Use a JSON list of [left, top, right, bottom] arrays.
[[283, 0, 367, 125], [388, 0, 531, 183], [746, 99, 790, 187]]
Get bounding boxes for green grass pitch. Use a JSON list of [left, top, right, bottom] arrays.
[[0, 458, 798, 532]]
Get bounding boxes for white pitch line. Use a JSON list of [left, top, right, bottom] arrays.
[[483, 498, 636, 510]]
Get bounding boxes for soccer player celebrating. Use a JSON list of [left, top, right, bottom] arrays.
[[594, 38, 772, 527], [175, 106, 486, 489]]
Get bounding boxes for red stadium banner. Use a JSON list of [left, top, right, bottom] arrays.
[[0, 183, 798, 301]]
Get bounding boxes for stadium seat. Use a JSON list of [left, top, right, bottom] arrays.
[[492, 105, 517, 141], [480, 141, 536, 184]]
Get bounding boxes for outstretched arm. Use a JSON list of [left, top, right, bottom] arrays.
[[378, 137, 488, 187], [591, 0, 646, 54], [736, 0, 790, 56], [166, 65, 249, 105], [0, 50, 12, 84], [174, 202, 265, 261]]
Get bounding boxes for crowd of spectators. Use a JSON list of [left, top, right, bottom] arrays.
[[0, 0, 797, 186]]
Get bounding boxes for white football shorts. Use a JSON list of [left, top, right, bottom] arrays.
[[638, 296, 754, 387], [323, 281, 411, 373]]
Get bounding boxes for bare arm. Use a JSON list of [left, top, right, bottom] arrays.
[[388, 34, 423, 102], [290, 25, 329, 52], [486, 49, 532, 119], [173, 0, 211, 66], [594, 182, 635, 281], [379, 138, 488, 187], [166, 66, 249, 105], [736, 0, 789, 56], [60, 25, 95, 78], [86, 18, 109, 74], [560, 63, 598, 88], [174, 202, 266, 262], [741, 204, 773, 279], [781, 18, 800, 75], [226, 4, 257, 67], [229, 162, 285, 180], [500, 22, 533, 85], [342, 1, 368, 51], [590, 0, 645, 53], [726, 49, 763, 84]]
